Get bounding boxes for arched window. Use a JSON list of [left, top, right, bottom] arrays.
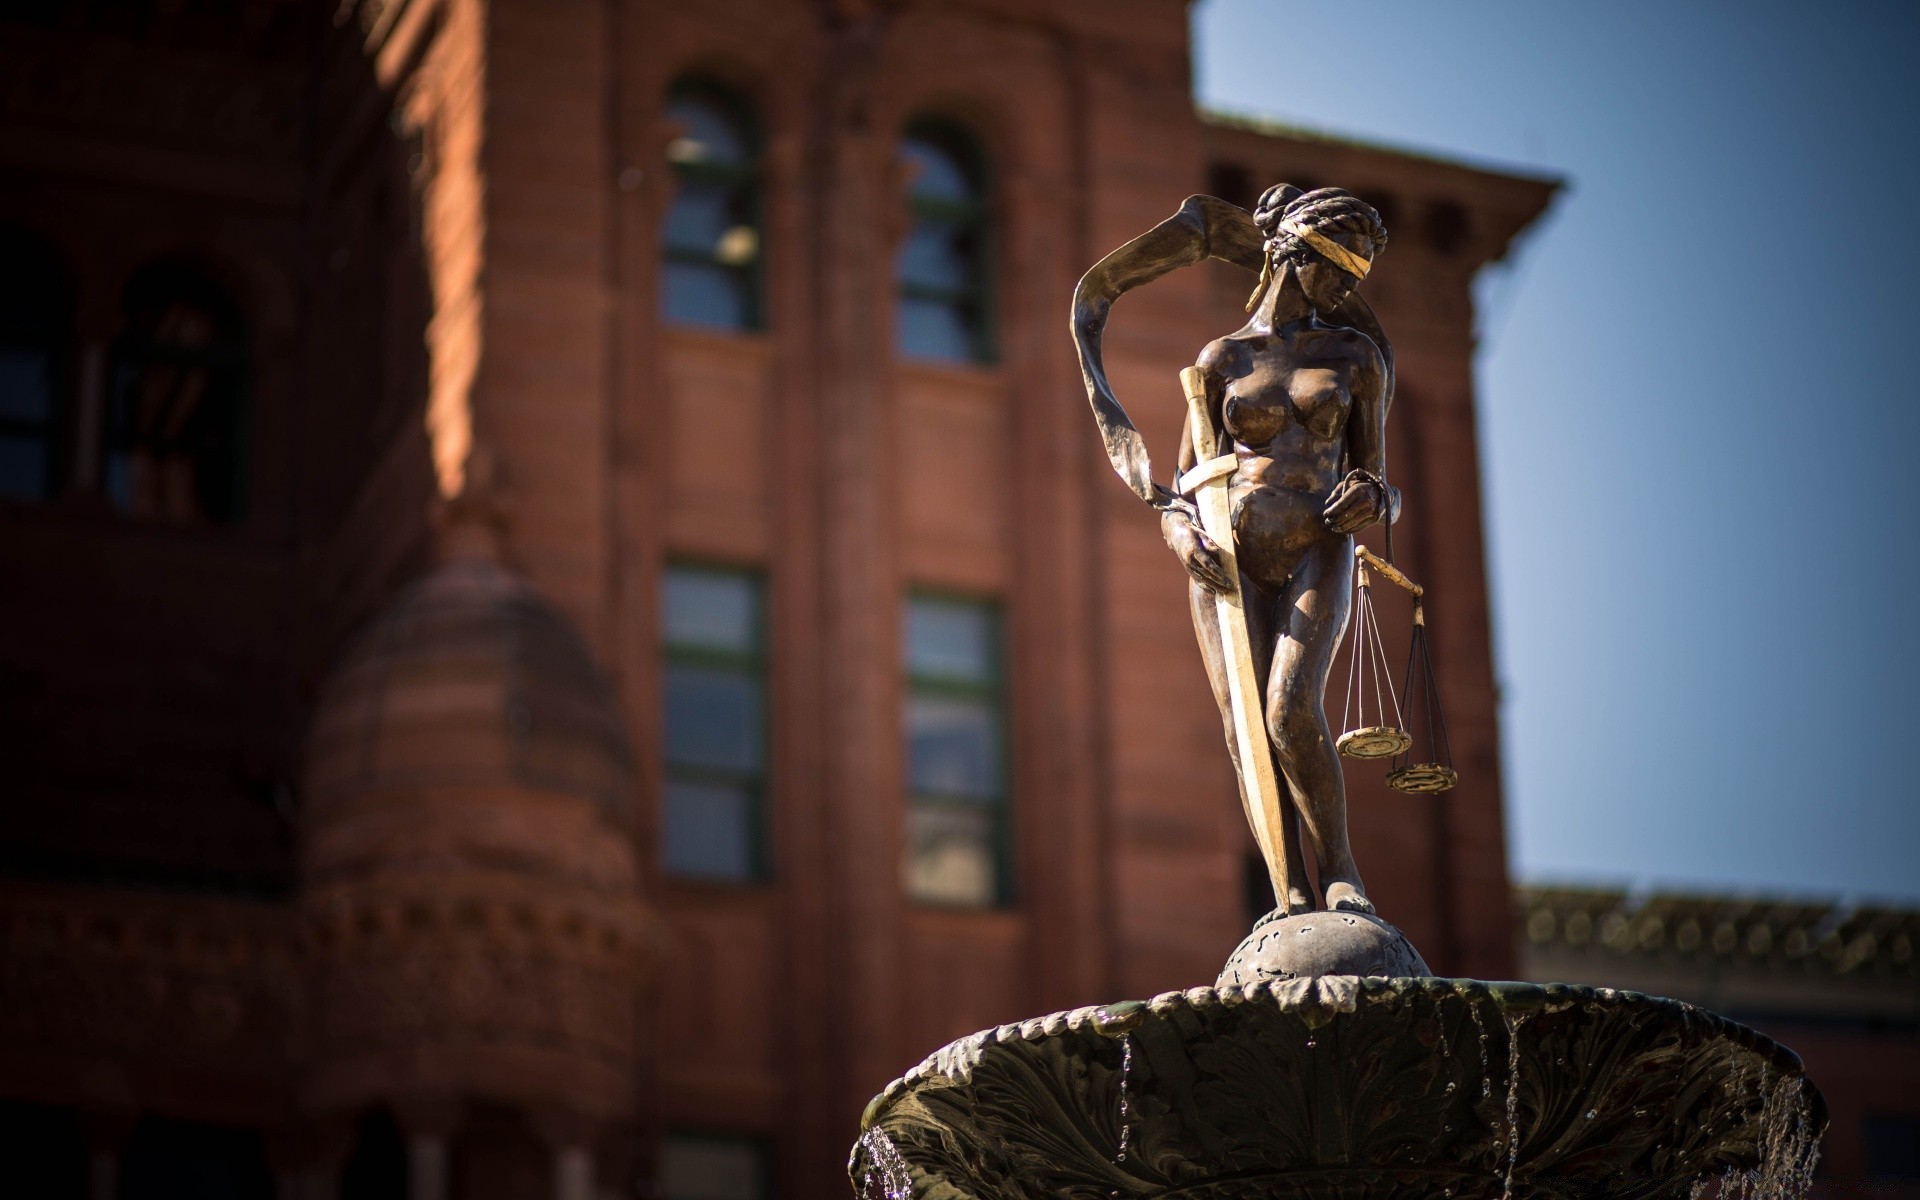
[[105, 261, 248, 524], [896, 120, 993, 364], [661, 80, 762, 331], [0, 226, 74, 503]]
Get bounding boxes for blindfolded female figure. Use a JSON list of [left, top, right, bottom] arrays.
[[1072, 184, 1395, 917]]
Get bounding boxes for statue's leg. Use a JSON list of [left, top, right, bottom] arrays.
[[1239, 581, 1316, 912], [1189, 576, 1316, 914], [1263, 538, 1370, 913]]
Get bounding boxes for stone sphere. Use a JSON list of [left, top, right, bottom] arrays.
[[1218, 910, 1431, 985]]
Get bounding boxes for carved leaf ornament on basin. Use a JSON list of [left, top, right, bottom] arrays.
[[850, 978, 1823, 1200]]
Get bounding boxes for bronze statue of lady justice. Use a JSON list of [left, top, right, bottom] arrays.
[[1072, 184, 1408, 920], [852, 187, 1824, 1200]]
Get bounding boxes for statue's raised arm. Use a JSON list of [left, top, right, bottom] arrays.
[[1069, 192, 1395, 509]]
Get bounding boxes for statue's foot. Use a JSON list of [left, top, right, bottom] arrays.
[[1325, 882, 1374, 914], [1254, 896, 1316, 928]]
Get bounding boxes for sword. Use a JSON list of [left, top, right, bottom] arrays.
[[1177, 366, 1292, 914]]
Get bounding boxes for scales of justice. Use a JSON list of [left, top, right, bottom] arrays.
[[849, 185, 1824, 1199]]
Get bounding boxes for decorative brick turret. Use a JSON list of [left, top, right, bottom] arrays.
[[298, 524, 649, 1183]]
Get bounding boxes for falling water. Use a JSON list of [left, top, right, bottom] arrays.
[[1500, 1013, 1529, 1200], [1466, 999, 1492, 1099], [860, 1127, 915, 1200], [1436, 1004, 1458, 1103], [1116, 1036, 1135, 1163], [1709, 1075, 1820, 1200], [1723, 1054, 1755, 1130]]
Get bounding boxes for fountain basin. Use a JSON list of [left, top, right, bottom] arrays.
[[851, 977, 1823, 1200]]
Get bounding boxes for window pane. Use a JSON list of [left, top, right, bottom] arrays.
[[903, 592, 1006, 908], [663, 779, 755, 881], [662, 1136, 766, 1200], [905, 804, 996, 908], [664, 262, 751, 330], [665, 181, 748, 256], [0, 435, 47, 501], [897, 221, 973, 292], [666, 97, 752, 169], [662, 85, 759, 334], [107, 266, 246, 525], [665, 569, 759, 655], [902, 136, 975, 203], [0, 347, 52, 423], [665, 666, 763, 772], [104, 359, 243, 524], [905, 598, 995, 683], [897, 297, 975, 363], [907, 695, 999, 800]]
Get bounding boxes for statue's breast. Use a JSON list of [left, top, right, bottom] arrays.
[[1223, 366, 1349, 448], [1286, 367, 1351, 441], [1222, 389, 1290, 447]]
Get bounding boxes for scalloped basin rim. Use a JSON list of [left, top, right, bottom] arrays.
[[860, 977, 1818, 1132], [852, 975, 1828, 1199]]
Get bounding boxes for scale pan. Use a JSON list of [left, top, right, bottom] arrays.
[[1386, 763, 1457, 794], [1338, 726, 1412, 760]]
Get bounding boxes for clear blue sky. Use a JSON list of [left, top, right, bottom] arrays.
[[1194, 0, 1920, 904]]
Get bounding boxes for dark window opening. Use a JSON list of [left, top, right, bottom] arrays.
[[1424, 199, 1471, 256], [106, 261, 249, 524], [1206, 161, 1257, 211], [0, 226, 74, 503], [340, 1109, 407, 1200], [897, 120, 994, 365], [0, 1100, 85, 1198], [120, 1116, 273, 1200], [662, 80, 763, 331]]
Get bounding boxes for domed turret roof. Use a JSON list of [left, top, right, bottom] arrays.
[[306, 555, 634, 824]]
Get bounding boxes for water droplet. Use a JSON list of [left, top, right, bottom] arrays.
[[1586, 1110, 1597, 1120], [1468, 1002, 1492, 1099], [860, 1129, 914, 1200], [1305, 1038, 1316, 1049], [1445, 1081, 1456, 1094]]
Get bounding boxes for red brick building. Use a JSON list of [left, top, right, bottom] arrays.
[[0, 2, 1554, 1197]]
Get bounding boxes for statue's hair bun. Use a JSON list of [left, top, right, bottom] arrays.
[[1252, 184, 1303, 235], [1251, 184, 1389, 259]]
